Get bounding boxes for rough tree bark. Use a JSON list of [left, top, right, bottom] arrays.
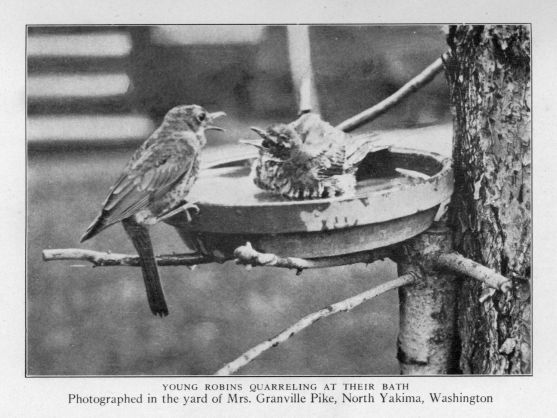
[[445, 25, 531, 374]]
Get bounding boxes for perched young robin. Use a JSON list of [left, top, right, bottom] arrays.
[[80, 105, 225, 316], [243, 113, 386, 199]]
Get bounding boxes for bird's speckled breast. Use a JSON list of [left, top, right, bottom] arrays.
[[157, 157, 200, 212]]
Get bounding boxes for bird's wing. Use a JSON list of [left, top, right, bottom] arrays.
[[315, 145, 347, 178], [345, 132, 386, 167], [99, 141, 196, 226]]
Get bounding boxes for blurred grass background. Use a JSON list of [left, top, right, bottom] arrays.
[[28, 25, 450, 375]]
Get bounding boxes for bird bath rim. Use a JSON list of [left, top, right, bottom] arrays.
[[164, 146, 453, 258], [191, 146, 451, 209], [165, 146, 453, 233]]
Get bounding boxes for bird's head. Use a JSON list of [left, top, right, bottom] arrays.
[[163, 105, 226, 134], [267, 124, 302, 147], [243, 124, 302, 159]]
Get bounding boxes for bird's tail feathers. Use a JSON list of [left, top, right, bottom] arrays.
[[122, 218, 169, 317]]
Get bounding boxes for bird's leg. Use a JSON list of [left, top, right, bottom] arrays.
[[157, 201, 200, 223], [182, 202, 200, 222]]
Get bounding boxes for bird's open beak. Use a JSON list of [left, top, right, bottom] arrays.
[[210, 111, 226, 120], [206, 111, 227, 132], [239, 139, 264, 149], [250, 127, 269, 139]]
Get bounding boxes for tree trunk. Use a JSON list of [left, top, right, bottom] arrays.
[[445, 25, 531, 374], [396, 223, 460, 374]]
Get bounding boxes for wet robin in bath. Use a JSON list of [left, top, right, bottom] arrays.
[[242, 113, 386, 199], [80, 105, 226, 316]]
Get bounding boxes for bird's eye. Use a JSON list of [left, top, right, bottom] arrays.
[[196, 112, 206, 123]]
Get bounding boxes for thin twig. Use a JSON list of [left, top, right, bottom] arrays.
[[42, 248, 214, 267], [214, 273, 416, 375], [234, 242, 392, 274], [336, 51, 450, 133], [434, 252, 512, 293]]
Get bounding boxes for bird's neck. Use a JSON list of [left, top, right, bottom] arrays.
[[159, 123, 205, 148], [196, 130, 207, 148]]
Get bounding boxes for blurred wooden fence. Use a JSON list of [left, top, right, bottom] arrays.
[[27, 26, 155, 146], [26, 26, 292, 148], [27, 25, 450, 149]]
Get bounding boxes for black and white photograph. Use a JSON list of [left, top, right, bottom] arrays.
[[4, 0, 555, 412], [27, 24, 531, 378]]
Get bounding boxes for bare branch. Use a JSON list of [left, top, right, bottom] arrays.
[[42, 248, 213, 267], [336, 51, 450, 133], [43, 243, 392, 271], [214, 273, 416, 375], [43, 246, 511, 296], [234, 242, 392, 274], [434, 252, 512, 293]]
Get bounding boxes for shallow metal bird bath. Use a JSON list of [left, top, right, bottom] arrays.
[[164, 147, 453, 259]]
